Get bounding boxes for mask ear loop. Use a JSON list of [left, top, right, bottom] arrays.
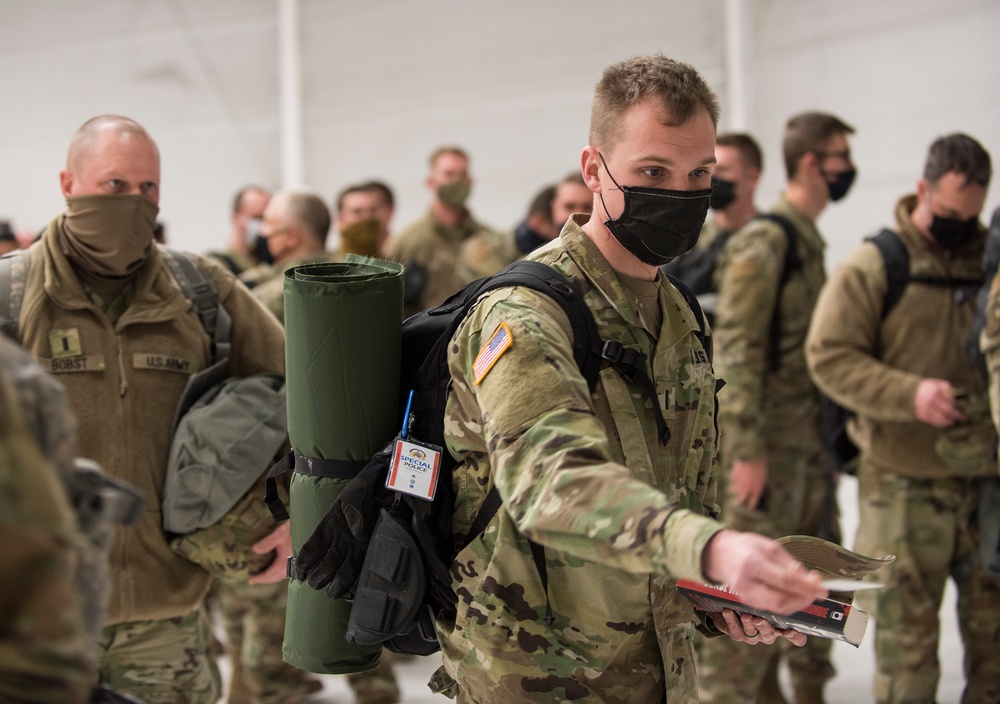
[[598, 152, 626, 226]]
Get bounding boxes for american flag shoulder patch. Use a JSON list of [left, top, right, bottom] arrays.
[[473, 321, 513, 385]]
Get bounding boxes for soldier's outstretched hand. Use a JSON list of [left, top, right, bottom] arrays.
[[701, 529, 826, 615]]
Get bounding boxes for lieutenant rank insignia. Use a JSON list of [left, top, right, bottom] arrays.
[[473, 321, 513, 385]]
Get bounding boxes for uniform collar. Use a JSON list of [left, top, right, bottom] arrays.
[[894, 193, 987, 267], [41, 218, 192, 327], [772, 194, 826, 256], [558, 215, 698, 340]]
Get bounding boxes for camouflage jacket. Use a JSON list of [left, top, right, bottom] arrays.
[[809, 195, 992, 478], [713, 195, 827, 462], [386, 208, 515, 317], [435, 217, 723, 703], [0, 337, 93, 703]]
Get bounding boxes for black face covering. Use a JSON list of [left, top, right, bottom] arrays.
[[823, 168, 857, 202], [254, 232, 274, 265], [709, 178, 737, 211], [929, 214, 978, 249], [599, 154, 711, 266]]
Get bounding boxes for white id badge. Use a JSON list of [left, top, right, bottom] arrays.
[[386, 436, 443, 501]]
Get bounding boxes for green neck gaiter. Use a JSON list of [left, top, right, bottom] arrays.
[[437, 179, 471, 209]]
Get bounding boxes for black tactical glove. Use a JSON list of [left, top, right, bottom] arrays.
[[292, 451, 392, 599], [90, 684, 146, 703]]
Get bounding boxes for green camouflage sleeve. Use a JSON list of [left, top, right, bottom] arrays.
[[0, 355, 93, 703], [806, 244, 923, 421], [981, 264, 1000, 434], [450, 287, 722, 582], [713, 222, 785, 460]]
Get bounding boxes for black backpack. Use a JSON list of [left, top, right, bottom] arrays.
[[283, 259, 709, 657], [817, 228, 986, 473]]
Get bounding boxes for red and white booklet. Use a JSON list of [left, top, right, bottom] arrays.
[[677, 536, 895, 647]]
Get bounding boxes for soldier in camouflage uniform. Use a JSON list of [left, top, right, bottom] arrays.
[[208, 186, 273, 279], [0, 335, 93, 703], [699, 112, 857, 704], [809, 134, 1000, 704], [224, 189, 327, 703], [249, 189, 401, 704], [982, 207, 1000, 434], [430, 54, 828, 704], [334, 180, 396, 259], [662, 133, 762, 326], [386, 146, 516, 317]]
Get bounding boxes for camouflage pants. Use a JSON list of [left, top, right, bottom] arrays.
[[216, 579, 401, 704], [854, 464, 1000, 704], [216, 579, 323, 704], [698, 448, 837, 702], [97, 610, 218, 704]]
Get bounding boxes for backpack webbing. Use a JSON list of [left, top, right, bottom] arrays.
[[868, 228, 984, 320], [0, 247, 230, 363], [756, 213, 802, 373]]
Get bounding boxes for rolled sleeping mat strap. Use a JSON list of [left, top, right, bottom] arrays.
[[281, 257, 403, 675], [264, 451, 370, 522]]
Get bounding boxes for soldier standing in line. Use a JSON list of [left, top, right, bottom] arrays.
[[0, 335, 93, 703], [209, 185, 273, 281], [699, 112, 857, 704], [425, 54, 828, 704], [809, 134, 999, 704], [9, 114, 289, 704], [253, 188, 402, 704], [662, 132, 762, 326], [386, 146, 514, 316]]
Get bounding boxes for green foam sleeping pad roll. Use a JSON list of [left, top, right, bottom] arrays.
[[282, 257, 403, 674]]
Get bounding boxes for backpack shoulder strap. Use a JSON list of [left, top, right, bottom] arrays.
[[754, 212, 801, 371], [867, 228, 911, 320], [663, 272, 711, 363], [0, 251, 29, 342], [459, 260, 603, 392], [160, 248, 232, 362], [756, 213, 802, 280]]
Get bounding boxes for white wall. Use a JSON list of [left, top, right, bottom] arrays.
[[1, 0, 997, 270]]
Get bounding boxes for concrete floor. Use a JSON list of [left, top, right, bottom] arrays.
[[229, 475, 967, 703]]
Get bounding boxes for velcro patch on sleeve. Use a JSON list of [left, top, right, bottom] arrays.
[[473, 321, 513, 386]]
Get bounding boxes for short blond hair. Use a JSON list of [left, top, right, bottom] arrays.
[[428, 146, 469, 169], [589, 54, 719, 153]]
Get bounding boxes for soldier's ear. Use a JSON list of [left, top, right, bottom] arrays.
[[580, 147, 602, 193], [59, 169, 74, 197]]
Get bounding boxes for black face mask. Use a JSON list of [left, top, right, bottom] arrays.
[[599, 154, 711, 266], [929, 214, 978, 249], [709, 178, 737, 211], [823, 168, 857, 202], [254, 233, 274, 265]]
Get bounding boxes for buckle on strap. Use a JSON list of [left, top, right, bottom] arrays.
[[600, 341, 670, 447], [600, 340, 646, 383]]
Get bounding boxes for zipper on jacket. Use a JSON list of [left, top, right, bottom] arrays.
[[116, 334, 128, 397]]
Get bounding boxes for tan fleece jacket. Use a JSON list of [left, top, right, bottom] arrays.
[[806, 195, 989, 478], [17, 221, 285, 624]]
